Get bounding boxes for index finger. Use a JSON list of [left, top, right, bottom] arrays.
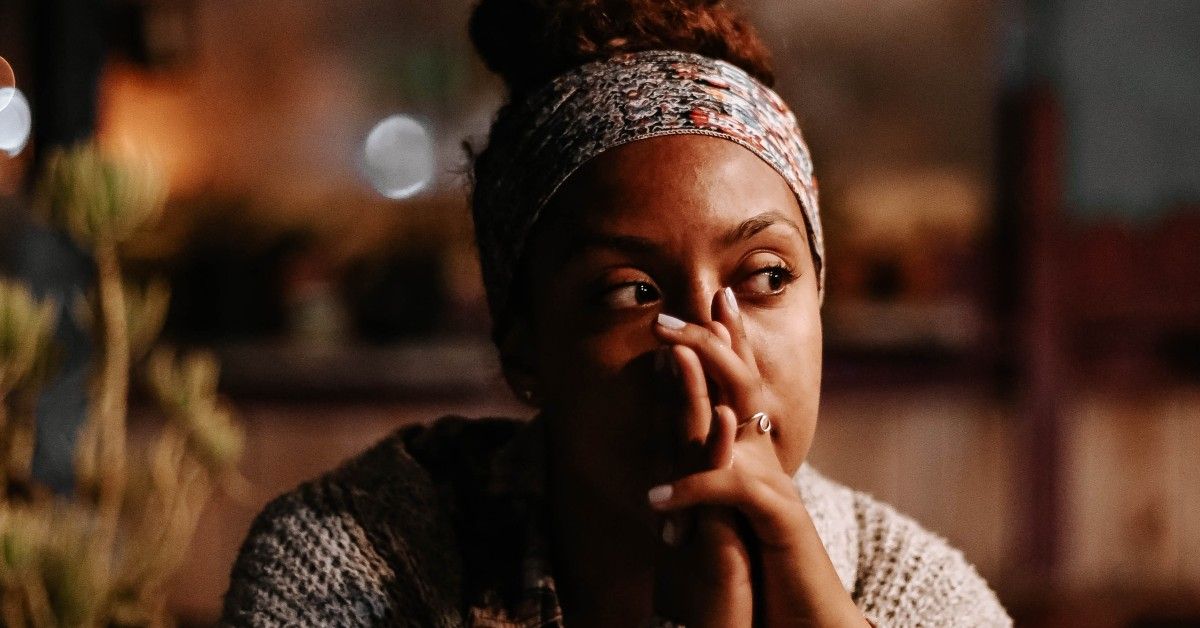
[[714, 287, 757, 373], [672, 344, 711, 450]]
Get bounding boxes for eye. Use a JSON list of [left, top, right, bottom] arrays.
[[739, 262, 797, 296], [599, 281, 661, 310]]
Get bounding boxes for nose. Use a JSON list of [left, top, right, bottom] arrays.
[[663, 275, 722, 327]]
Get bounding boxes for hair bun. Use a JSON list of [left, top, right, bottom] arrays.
[[469, 0, 774, 99]]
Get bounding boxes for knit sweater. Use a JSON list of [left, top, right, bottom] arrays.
[[221, 416, 1012, 627]]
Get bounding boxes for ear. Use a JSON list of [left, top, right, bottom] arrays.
[[498, 318, 542, 406]]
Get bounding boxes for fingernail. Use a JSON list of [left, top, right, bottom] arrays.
[[648, 484, 673, 504], [662, 519, 679, 546], [723, 286, 739, 314], [656, 313, 687, 330]]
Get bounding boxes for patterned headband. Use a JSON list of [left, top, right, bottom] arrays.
[[472, 49, 824, 331]]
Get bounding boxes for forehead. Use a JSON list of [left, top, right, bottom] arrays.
[[551, 134, 802, 236]]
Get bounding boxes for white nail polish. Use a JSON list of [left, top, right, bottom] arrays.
[[657, 313, 686, 330], [648, 484, 673, 503], [662, 519, 679, 546], [724, 286, 739, 314]]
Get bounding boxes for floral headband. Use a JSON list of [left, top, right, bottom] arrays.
[[472, 49, 824, 331]]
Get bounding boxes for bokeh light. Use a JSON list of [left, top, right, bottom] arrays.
[[362, 114, 434, 200], [0, 87, 32, 157], [0, 57, 15, 112]]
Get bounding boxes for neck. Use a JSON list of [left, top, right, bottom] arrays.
[[546, 469, 656, 627]]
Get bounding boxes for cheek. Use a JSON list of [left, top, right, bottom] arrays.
[[538, 321, 661, 446], [748, 308, 823, 471], [542, 322, 644, 392], [538, 322, 673, 503]]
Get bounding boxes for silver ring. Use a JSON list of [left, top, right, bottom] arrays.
[[755, 412, 772, 434], [738, 411, 771, 434]]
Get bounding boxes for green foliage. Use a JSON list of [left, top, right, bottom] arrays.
[[35, 143, 166, 248], [0, 283, 59, 397], [0, 142, 246, 627]]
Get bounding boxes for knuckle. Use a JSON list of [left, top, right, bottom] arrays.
[[714, 321, 734, 345], [742, 475, 772, 505], [691, 473, 718, 496], [700, 324, 725, 348], [732, 367, 755, 391], [729, 469, 752, 495]]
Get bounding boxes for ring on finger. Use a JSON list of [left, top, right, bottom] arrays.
[[737, 411, 771, 434]]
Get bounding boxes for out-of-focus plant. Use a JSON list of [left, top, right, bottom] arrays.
[[0, 142, 246, 626], [0, 283, 60, 500]]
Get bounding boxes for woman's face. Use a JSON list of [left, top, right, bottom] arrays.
[[511, 134, 822, 528]]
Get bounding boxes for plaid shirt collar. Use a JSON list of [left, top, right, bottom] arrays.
[[464, 414, 565, 627]]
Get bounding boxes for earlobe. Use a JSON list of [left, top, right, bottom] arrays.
[[498, 319, 542, 406]]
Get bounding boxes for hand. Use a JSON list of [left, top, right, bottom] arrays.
[[648, 287, 867, 627], [649, 321, 753, 627]]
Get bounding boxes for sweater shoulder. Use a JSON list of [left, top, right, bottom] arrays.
[[850, 491, 1012, 627], [220, 478, 404, 626], [221, 415, 519, 627]]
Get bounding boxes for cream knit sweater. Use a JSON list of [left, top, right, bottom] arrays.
[[221, 416, 1011, 626]]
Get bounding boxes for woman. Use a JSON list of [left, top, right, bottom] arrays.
[[222, 1, 1011, 626]]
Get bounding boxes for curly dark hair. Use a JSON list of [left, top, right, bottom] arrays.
[[468, 0, 775, 100]]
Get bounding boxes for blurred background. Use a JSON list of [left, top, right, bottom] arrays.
[[1, 0, 1198, 625]]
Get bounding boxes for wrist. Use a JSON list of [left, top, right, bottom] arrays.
[[758, 503, 864, 627]]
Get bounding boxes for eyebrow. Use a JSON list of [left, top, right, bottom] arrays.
[[721, 210, 805, 247], [565, 210, 805, 260]]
